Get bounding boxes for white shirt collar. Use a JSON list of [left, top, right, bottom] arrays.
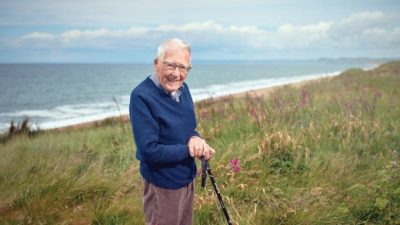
[[149, 75, 182, 102]]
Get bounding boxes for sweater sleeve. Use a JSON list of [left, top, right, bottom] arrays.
[[130, 92, 190, 164], [191, 130, 201, 138]]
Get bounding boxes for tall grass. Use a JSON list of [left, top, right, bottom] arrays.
[[0, 124, 142, 224], [194, 62, 400, 225], [1, 62, 399, 224], [0, 117, 41, 144]]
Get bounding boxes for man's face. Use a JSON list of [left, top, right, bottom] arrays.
[[154, 46, 191, 93]]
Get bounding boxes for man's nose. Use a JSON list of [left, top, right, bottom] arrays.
[[173, 66, 181, 73], [171, 67, 181, 75]]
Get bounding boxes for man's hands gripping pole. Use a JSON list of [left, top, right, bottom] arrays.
[[188, 136, 215, 160]]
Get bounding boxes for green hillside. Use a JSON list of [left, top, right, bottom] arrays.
[[1, 62, 399, 224]]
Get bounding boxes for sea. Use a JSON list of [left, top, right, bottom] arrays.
[[0, 59, 385, 132]]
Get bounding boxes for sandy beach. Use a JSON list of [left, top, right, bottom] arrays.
[[51, 76, 326, 132]]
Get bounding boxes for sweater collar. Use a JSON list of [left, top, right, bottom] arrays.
[[149, 75, 183, 102]]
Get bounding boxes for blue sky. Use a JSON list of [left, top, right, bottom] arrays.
[[0, 0, 399, 63]]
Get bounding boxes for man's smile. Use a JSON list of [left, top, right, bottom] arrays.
[[166, 74, 179, 83]]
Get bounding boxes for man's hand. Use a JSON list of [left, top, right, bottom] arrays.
[[188, 136, 215, 160]]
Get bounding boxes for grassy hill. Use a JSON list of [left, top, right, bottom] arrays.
[[1, 62, 399, 224]]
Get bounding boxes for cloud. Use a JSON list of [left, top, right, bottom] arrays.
[[272, 22, 332, 49], [327, 11, 399, 48], [10, 21, 267, 50], [9, 32, 57, 48], [0, 0, 292, 27], [2, 10, 399, 60], [340, 11, 386, 28], [21, 32, 56, 40], [157, 21, 224, 32]]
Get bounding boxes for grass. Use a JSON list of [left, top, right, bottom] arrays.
[[1, 61, 400, 224], [0, 117, 41, 143]]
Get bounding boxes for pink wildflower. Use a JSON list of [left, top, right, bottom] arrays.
[[199, 110, 209, 119], [249, 107, 257, 118], [299, 89, 309, 107], [230, 158, 241, 173], [374, 91, 382, 99]]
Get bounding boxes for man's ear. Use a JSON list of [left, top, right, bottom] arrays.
[[153, 59, 159, 71]]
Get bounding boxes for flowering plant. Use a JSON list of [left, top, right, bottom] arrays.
[[230, 158, 240, 173]]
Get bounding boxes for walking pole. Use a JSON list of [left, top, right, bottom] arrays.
[[201, 157, 233, 225]]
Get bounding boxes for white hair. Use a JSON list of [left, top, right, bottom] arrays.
[[156, 38, 191, 63]]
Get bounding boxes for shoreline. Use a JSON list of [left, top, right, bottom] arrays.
[[0, 75, 320, 135], [1, 62, 380, 134], [0, 73, 331, 134], [2, 62, 380, 134], [48, 75, 327, 132]]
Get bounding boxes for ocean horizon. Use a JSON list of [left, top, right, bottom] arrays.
[[0, 59, 387, 132]]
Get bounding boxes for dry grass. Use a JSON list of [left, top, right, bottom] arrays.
[[1, 61, 400, 224]]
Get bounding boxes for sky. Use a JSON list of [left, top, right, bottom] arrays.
[[0, 0, 399, 63]]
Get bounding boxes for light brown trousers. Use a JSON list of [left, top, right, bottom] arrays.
[[142, 178, 194, 225]]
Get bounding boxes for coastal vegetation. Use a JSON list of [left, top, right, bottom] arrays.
[[1, 61, 399, 224]]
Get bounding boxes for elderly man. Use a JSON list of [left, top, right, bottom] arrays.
[[129, 38, 215, 225]]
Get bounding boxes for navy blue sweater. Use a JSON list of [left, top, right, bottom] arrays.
[[129, 77, 198, 189]]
